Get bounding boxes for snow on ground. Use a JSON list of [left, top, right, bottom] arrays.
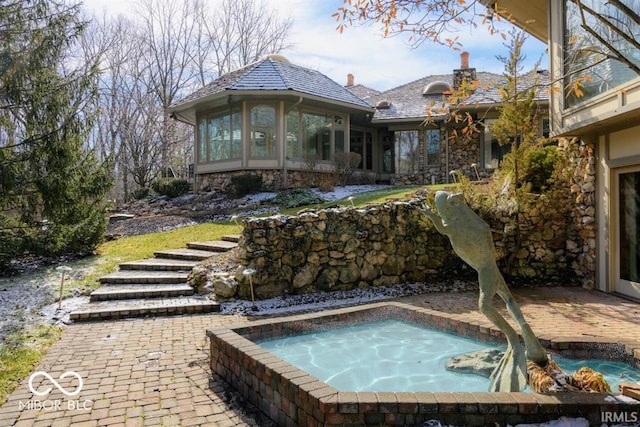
[[310, 184, 392, 201], [0, 258, 99, 340], [221, 280, 476, 316], [239, 184, 391, 205]]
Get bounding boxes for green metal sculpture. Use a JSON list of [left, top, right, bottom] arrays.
[[422, 191, 549, 392]]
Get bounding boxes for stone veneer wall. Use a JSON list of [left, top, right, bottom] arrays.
[[235, 196, 590, 300], [196, 169, 377, 192], [560, 137, 597, 288]]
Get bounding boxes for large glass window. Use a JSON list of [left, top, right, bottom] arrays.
[[250, 104, 276, 158], [286, 109, 348, 162], [334, 115, 345, 155], [482, 119, 510, 169], [350, 129, 373, 170], [395, 130, 419, 174], [365, 132, 373, 170], [302, 112, 331, 161], [564, 0, 640, 107], [198, 108, 241, 163], [351, 130, 364, 168], [426, 129, 441, 166], [286, 110, 300, 159]]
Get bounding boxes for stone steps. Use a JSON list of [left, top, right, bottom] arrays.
[[90, 284, 195, 301], [119, 258, 198, 271], [99, 270, 190, 285], [153, 248, 222, 261], [186, 240, 237, 252], [69, 297, 220, 321], [69, 235, 239, 321]]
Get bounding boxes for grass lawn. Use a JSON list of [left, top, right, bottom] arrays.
[[0, 325, 63, 403]]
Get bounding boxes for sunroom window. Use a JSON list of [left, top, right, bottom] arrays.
[[286, 110, 300, 159], [198, 108, 241, 163], [564, 0, 640, 108], [286, 108, 348, 162], [250, 104, 276, 158]]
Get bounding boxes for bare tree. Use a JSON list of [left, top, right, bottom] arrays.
[[136, 0, 199, 173], [200, 0, 293, 77]]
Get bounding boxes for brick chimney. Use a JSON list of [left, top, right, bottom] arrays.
[[453, 51, 477, 90], [460, 51, 469, 69], [346, 73, 355, 87]]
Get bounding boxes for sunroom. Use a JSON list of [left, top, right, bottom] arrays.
[[169, 55, 376, 191]]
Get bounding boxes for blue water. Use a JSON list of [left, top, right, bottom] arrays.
[[258, 319, 640, 392]]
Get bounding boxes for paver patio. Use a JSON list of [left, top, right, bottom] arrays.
[[1, 286, 639, 426]]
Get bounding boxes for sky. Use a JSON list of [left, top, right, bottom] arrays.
[[80, 0, 548, 91]]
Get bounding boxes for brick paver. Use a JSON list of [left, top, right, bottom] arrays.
[[1, 287, 639, 426]]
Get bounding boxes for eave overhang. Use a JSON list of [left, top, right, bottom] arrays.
[[480, 0, 548, 42], [168, 89, 375, 126]]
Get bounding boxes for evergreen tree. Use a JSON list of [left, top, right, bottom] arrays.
[[0, 0, 112, 271], [490, 29, 548, 275]]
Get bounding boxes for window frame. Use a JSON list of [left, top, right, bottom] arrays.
[[248, 103, 278, 159], [196, 106, 242, 164]]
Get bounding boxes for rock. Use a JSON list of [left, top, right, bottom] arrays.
[[446, 348, 504, 378], [188, 266, 209, 294], [212, 276, 238, 299], [292, 264, 320, 289], [108, 213, 135, 223]]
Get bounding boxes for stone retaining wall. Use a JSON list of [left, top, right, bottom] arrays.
[[235, 197, 585, 300], [236, 202, 459, 299]]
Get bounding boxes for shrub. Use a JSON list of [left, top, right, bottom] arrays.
[[317, 173, 339, 192], [301, 154, 320, 186], [525, 145, 560, 192], [230, 174, 263, 197], [269, 188, 326, 208], [334, 152, 362, 185], [152, 178, 191, 198], [131, 187, 150, 200]]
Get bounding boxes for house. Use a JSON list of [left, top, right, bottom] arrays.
[[168, 52, 549, 191], [486, 0, 640, 299]]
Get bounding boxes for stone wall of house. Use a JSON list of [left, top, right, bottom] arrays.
[[232, 198, 586, 300], [559, 137, 597, 288], [196, 169, 378, 192]]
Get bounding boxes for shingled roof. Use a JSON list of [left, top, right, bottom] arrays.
[[371, 70, 549, 122], [171, 56, 373, 112]]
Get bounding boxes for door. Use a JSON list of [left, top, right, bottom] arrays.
[[614, 167, 640, 299]]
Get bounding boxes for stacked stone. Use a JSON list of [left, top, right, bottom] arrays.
[[235, 202, 457, 299], [559, 138, 597, 288], [231, 198, 589, 300]]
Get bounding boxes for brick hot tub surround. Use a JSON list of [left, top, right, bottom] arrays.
[[207, 302, 640, 427]]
